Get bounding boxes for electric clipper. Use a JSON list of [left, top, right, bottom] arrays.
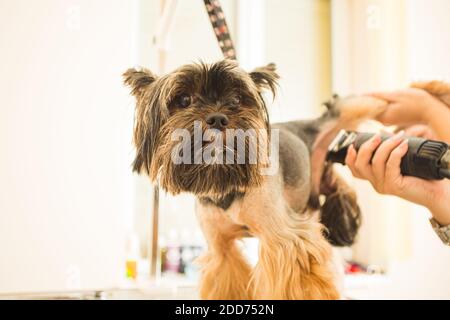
[[327, 130, 450, 180]]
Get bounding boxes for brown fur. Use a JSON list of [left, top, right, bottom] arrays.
[[152, 107, 267, 195], [239, 175, 339, 299], [123, 60, 449, 300], [319, 164, 361, 246], [195, 203, 252, 299], [124, 61, 274, 196]]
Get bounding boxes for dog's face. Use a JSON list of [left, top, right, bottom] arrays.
[[124, 60, 279, 196]]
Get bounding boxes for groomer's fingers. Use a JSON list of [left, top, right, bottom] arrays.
[[404, 125, 437, 140], [367, 91, 399, 102], [375, 103, 402, 125], [384, 139, 409, 193], [353, 134, 381, 181], [345, 144, 360, 178], [371, 131, 404, 191], [368, 89, 414, 102]]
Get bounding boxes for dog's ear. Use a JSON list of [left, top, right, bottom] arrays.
[[318, 165, 361, 247], [250, 63, 279, 97], [124, 69, 167, 176], [132, 120, 153, 175], [132, 85, 168, 176], [123, 67, 157, 98]]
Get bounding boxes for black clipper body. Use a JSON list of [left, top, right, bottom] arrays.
[[327, 130, 450, 180]]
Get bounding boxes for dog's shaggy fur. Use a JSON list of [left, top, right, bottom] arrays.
[[124, 60, 450, 299]]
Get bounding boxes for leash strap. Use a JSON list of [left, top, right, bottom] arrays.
[[203, 0, 237, 60]]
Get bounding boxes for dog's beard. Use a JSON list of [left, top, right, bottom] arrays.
[[150, 110, 268, 196]]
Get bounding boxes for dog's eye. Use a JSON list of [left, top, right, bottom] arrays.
[[230, 96, 241, 108], [177, 94, 192, 108]]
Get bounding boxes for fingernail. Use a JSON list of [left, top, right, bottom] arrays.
[[401, 139, 409, 148], [347, 144, 354, 153], [372, 134, 381, 144]]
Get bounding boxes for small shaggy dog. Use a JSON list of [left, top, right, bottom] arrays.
[[123, 60, 449, 299]]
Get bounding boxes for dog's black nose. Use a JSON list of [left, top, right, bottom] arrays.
[[206, 113, 229, 129]]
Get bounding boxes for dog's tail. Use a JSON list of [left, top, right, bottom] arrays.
[[305, 94, 387, 246], [276, 94, 386, 246]]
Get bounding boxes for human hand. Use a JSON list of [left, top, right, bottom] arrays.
[[402, 124, 437, 140], [369, 88, 448, 127], [345, 132, 450, 225]]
